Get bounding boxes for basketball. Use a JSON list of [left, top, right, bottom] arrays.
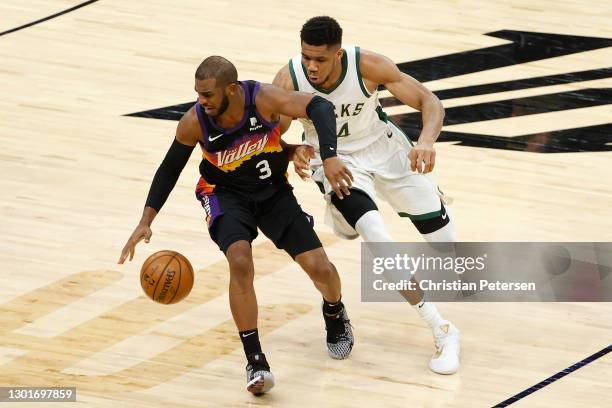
[[140, 250, 194, 304]]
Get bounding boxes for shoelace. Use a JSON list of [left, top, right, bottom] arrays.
[[434, 329, 458, 351], [249, 362, 270, 375]]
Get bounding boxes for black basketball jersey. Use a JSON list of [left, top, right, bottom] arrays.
[[194, 80, 289, 198]]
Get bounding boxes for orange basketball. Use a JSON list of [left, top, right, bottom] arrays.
[[140, 250, 194, 304]]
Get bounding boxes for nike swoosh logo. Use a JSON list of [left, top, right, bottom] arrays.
[[386, 132, 393, 138], [241, 332, 256, 338], [441, 212, 448, 220], [209, 133, 224, 142]]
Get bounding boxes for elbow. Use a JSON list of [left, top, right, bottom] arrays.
[[306, 95, 334, 118]]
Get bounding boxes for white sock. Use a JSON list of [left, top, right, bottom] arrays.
[[413, 299, 445, 329], [355, 210, 393, 242], [357, 210, 446, 330]]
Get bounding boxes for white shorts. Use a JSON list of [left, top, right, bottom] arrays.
[[311, 122, 445, 239]]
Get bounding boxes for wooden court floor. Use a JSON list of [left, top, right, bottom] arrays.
[[1, 1, 611, 406]]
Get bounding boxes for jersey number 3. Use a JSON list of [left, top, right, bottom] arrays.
[[256, 160, 272, 179]]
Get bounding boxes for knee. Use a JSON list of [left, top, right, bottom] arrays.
[[227, 248, 254, 286], [412, 202, 452, 235], [355, 210, 392, 242], [303, 257, 336, 283]]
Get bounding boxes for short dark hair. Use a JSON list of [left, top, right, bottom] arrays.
[[300, 16, 342, 47], [195, 56, 238, 86]]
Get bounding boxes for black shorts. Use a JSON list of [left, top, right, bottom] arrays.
[[197, 185, 322, 258]]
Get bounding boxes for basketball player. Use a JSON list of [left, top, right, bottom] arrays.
[[273, 16, 461, 374], [118, 56, 355, 395]]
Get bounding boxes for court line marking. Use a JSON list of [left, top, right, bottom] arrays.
[[0, 0, 99, 37], [493, 344, 612, 407]]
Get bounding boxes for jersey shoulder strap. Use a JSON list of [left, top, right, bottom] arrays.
[[288, 55, 306, 92], [288, 45, 368, 96]]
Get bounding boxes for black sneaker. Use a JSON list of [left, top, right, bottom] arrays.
[[246, 352, 275, 395], [323, 304, 354, 359]]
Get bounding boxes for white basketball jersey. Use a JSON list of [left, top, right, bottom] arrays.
[[289, 45, 390, 154]]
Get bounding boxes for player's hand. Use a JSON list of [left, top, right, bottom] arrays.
[[118, 224, 152, 264], [323, 156, 353, 199], [409, 142, 436, 173], [292, 145, 315, 180]]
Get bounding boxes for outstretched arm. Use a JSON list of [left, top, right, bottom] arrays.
[[360, 49, 444, 173], [257, 84, 353, 198], [272, 64, 296, 135], [118, 109, 199, 263]]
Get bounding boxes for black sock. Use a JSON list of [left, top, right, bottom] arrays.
[[323, 296, 343, 316], [239, 329, 262, 357]]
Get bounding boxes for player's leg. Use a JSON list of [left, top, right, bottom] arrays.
[[312, 157, 399, 243], [375, 124, 461, 374], [330, 189, 428, 304], [294, 246, 354, 359], [223, 239, 274, 395], [196, 186, 273, 394], [380, 123, 458, 242], [257, 188, 353, 359], [330, 189, 391, 242], [211, 216, 275, 394]]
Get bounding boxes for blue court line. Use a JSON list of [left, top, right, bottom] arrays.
[[493, 344, 612, 407], [0, 0, 99, 37]]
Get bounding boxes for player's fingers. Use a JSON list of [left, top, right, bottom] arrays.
[[421, 152, 431, 173], [299, 147, 314, 162], [341, 171, 353, 190], [129, 246, 135, 261], [295, 160, 309, 171], [340, 180, 351, 197], [429, 152, 436, 172], [119, 243, 132, 264], [296, 168, 309, 180], [295, 150, 307, 163], [294, 162, 310, 179], [332, 182, 343, 200], [344, 166, 354, 182], [118, 248, 128, 264], [128, 233, 146, 260], [409, 150, 418, 172], [424, 157, 433, 173], [417, 150, 425, 173]]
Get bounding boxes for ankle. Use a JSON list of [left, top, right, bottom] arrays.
[[323, 296, 343, 316], [413, 300, 445, 329], [239, 329, 262, 357]]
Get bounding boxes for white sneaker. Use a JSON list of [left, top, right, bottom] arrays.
[[429, 321, 460, 375]]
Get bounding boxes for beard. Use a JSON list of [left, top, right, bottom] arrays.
[[216, 92, 230, 116], [201, 91, 230, 117]]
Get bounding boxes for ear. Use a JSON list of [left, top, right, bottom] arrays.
[[226, 82, 239, 95], [336, 47, 343, 61]]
